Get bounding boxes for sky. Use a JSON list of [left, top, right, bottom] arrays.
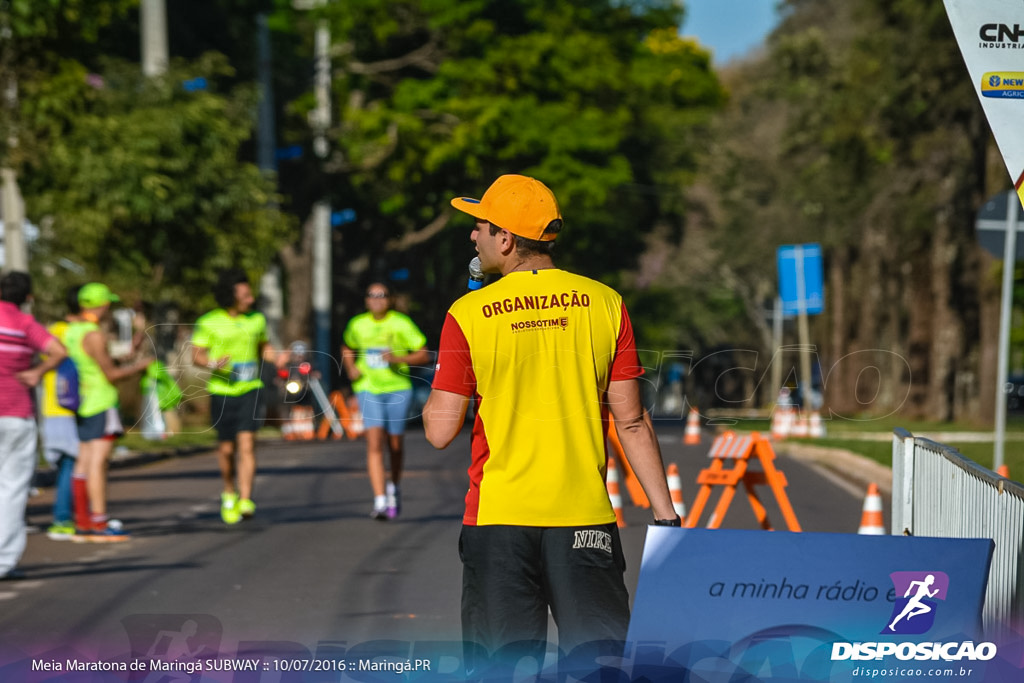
[[681, 0, 783, 65]]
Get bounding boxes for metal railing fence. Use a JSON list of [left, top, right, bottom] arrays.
[[891, 428, 1024, 636]]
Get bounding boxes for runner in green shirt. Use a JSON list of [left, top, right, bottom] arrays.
[[191, 269, 282, 524], [68, 282, 152, 542], [341, 283, 429, 520]]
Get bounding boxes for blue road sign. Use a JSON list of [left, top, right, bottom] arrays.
[[331, 208, 357, 227], [778, 243, 824, 315], [182, 77, 208, 92]]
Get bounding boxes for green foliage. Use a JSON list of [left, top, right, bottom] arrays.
[[278, 0, 723, 320], [18, 54, 292, 314], [1, 0, 136, 41]]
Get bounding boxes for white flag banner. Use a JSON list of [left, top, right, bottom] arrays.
[[943, 1, 1024, 206]]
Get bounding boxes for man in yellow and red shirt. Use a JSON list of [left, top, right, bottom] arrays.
[[422, 175, 678, 667]]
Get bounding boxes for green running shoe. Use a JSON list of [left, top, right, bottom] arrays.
[[238, 498, 256, 520], [221, 492, 241, 524], [46, 522, 76, 541]]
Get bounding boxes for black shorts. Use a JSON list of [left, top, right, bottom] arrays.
[[458, 523, 630, 670], [209, 389, 264, 442]]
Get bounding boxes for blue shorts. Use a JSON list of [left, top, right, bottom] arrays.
[[77, 408, 124, 442], [358, 390, 412, 435]]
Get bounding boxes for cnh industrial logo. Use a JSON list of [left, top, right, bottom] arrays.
[[979, 23, 1024, 43], [831, 571, 998, 662]]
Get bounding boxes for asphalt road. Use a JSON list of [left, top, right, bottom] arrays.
[[0, 423, 871, 678]]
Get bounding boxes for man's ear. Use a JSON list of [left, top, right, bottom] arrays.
[[498, 229, 516, 255]]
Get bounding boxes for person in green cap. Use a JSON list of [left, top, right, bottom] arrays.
[[191, 269, 282, 524], [67, 282, 153, 542], [341, 282, 429, 520]]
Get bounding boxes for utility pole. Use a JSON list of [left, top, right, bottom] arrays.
[[310, 18, 333, 381], [291, 1, 333, 379], [1, 7, 27, 272], [256, 12, 285, 348], [140, 0, 168, 77]]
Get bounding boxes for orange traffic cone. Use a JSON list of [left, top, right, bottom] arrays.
[[666, 463, 687, 518], [607, 458, 626, 528], [997, 464, 1010, 479], [857, 483, 885, 535], [791, 412, 809, 438], [301, 406, 316, 440], [683, 408, 701, 445], [809, 411, 826, 438], [347, 396, 365, 437], [287, 406, 314, 440], [770, 406, 791, 440]]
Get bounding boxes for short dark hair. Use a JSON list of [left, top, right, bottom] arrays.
[[214, 268, 249, 309], [0, 271, 32, 305], [489, 222, 558, 257], [65, 284, 82, 315]]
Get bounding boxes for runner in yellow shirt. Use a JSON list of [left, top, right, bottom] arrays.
[[191, 269, 283, 524], [342, 283, 429, 520]]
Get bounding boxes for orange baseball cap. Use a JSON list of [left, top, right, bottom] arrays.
[[450, 174, 563, 241]]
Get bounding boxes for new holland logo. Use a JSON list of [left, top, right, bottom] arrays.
[[981, 72, 1024, 99], [884, 571, 948, 635]]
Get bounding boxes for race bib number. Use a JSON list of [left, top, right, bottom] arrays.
[[365, 348, 390, 370], [230, 362, 258, 383]]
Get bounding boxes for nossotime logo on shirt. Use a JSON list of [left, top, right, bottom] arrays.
[[510, 317, 570, 333]]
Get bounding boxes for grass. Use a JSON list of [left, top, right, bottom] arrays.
[[705, 413, 1024, 478], [119, 429, 220, 453]]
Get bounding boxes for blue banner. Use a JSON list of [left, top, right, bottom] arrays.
[[626, 528, 1015, 682]]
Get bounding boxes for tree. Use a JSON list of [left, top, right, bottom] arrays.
[[271, 0, 724, 344], [683, 0, 994, 420], [18, 54, 292, 314], [3, 1, 293, 318]]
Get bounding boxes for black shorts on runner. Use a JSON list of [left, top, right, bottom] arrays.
[[209, 389, 265, 442]]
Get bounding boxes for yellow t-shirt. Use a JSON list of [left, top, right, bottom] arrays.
[[41, 321, 74, 418], [432, 269, 643, 526]]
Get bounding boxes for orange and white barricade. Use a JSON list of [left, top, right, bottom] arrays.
[[606, 418, 650, 508], [684, 431, 801, 532]]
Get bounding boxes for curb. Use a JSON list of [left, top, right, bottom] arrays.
[[780, 442, 893, 497]]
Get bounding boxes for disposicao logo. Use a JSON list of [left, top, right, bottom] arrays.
[[981, 72, 1024, 99], [884, 571, 948, 635], [831, 571, 998, 662]]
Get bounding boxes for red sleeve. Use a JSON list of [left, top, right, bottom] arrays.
[[431, 312, 477, 396], [609, 302, 644, 381]]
